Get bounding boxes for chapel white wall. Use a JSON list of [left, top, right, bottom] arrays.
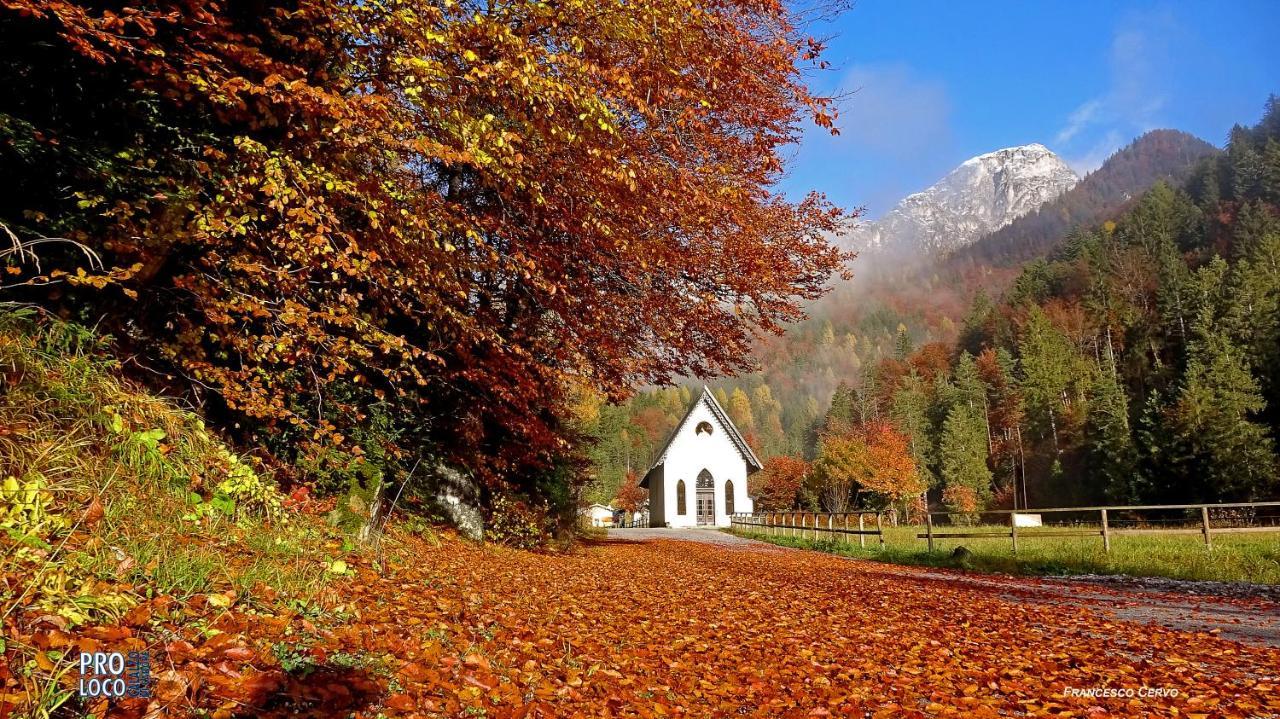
[[660, 401, 753, 528]]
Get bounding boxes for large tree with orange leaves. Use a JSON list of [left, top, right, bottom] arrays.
[[812, 421, 922, 511], [1, 0, 849, 502]]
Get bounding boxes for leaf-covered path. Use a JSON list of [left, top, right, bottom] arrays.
[[114, 532, 1280, 718], [323, 532, 1280, 719]]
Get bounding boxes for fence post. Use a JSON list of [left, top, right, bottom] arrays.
[[925, 510, 935, 553], [858, 514, 866, 548], [1201, 506, 1212, 549], [1010, 513, 1019, 556], [876, 512, 884, 550], [843, 513, 849, 545], [1100, 508, 1110, 553], [827, 513, 833, 541]]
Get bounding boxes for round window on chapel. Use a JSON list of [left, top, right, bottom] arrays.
[[695, 421, 714, 436]]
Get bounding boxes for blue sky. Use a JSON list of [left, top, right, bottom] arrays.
[[780, 1, 1280, 217]]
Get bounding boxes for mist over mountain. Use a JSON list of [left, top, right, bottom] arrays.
[[843, 144, 1079, 257]]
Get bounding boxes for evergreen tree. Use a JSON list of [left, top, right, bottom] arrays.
[[953, 351, 992, 452], [1262, 138, 1280, 204], [1018, 306, 1076, 456], [823, 381, 856, 433], [890, 372, 937, 490], [1224, 232, 1280, 427], [1186, 158, 1221, 210], [1085, 352, 1141, 502], [1228, 124, 1264, 200], [1232, 201, 1279, 258], [939, 400, 992, 508], [894, 323, 913, 360], [1160, 274, 1278, 501], [959, 290, 995, 355]]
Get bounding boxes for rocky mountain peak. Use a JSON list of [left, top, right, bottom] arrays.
[[845, 143, 1079, 256]]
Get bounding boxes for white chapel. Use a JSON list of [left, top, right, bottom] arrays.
[[640, 387, 759, 528]]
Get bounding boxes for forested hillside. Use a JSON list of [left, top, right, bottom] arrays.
[[589, 100, 1280, 513]]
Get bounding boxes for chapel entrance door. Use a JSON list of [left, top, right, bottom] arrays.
[[696, 470, 714, 526]]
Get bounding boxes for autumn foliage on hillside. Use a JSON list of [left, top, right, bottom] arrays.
[[0, 0, 847, 509]]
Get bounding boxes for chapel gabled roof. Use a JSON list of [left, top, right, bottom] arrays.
[[639, 386, 763, 488]]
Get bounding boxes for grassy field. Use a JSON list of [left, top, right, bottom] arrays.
[[732, 523, 1280, 585]]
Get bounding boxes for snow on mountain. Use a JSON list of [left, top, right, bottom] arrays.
[[845, 143, 1079, 256]]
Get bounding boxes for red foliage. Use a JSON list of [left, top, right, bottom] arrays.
[[749, 456, 808, 511], [909, 342, 955, 384], [613, 475, 648, 514], [2, 0, 849, 493]]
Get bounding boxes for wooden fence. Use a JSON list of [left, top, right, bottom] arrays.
[[732, 501, 1280, 555], [730, 511, 885, 549]]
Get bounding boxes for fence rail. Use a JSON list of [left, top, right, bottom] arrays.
[[730, 511, 886, 549], [731, 501, 1280, 555]]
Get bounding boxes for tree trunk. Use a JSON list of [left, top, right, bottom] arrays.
[[359, 477, 399, 545]]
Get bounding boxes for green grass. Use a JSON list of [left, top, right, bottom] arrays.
[[1, 307, 347, 717], [733, 523, 1280, 585]]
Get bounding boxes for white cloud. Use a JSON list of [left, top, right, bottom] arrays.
[[793, 63, 956, 214], [1052, 10, 1180, 173], [832, 63, 953, 160], [1065, 129, 1125, 176], [1055, 99, 1102, 144]]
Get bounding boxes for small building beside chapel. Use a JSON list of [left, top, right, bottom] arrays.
[[580, 503, 615, 527], [640, 387, 760, 528]]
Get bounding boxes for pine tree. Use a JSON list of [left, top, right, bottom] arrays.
[[1085, 352, 1141, 502], [1232, 201, 1279, 258], [1262, 138, 1280, 204], [1163, 279, 1278, 501], [1229, 128, 1264, 200], [713, 386, 730, 409], [939, 400, 992, 509], [820, 320, 836, 346], [890, 372, 937, 490], [1186, 159, 1221, 210], [959, 290, 995, 355], [823, 381, 856, 433], [953, 351, 992, 451], [894, 324, 913, 360], [1018, 306, 1076, 455], [1224, 231, 1280, 427]]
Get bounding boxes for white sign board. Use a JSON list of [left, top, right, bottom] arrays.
[[1012, 513, 1043, 528]]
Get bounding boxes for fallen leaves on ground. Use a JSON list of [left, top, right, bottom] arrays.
[[12, 534, 1280, 718]]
